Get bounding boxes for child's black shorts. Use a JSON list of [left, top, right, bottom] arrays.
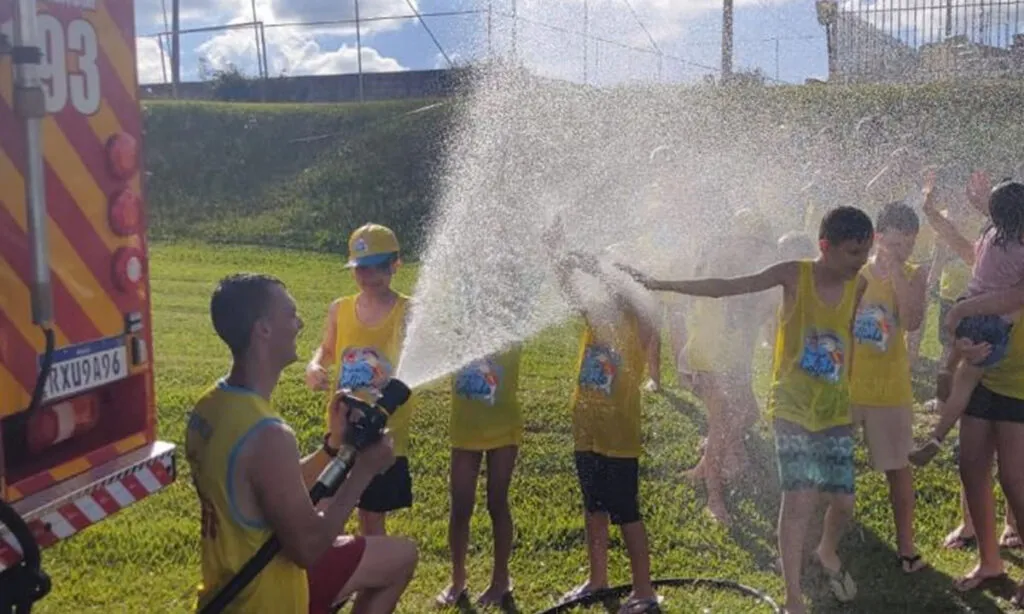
[[573, 451, 641, 525], [357, 456, 413, 513]]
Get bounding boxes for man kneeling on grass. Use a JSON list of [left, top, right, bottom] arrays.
[[185, 273, 417, 614]]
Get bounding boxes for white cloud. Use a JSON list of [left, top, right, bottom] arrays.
[[196, 27, 405, 76], [136, 36, 168, 84]]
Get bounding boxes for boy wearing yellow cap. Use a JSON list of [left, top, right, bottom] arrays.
[[306, 223, 416, 536], [436, 344, 523, 608]]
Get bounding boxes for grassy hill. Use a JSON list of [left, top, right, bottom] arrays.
[[143, 99, 455, 256]]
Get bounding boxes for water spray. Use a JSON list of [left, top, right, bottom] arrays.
[[198, 378, 412, 614]]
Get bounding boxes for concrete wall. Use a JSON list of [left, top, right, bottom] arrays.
[[140, 69, 467, 103]]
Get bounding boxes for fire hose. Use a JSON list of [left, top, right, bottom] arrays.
[[0, 328, 55, 614], [199, 378, 412, 614]]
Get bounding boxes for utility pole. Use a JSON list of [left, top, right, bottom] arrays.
[[171, 0, 179, 97], [721, 0, 733, 81], [583, 0, 588, 84], [355, 0, 364, 102]]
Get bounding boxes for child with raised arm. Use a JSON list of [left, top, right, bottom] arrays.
[[909, 176, 1024, 466], [622, 206, 873, 614], [849, 202, 928, 573], [548, 243, 661, 614]]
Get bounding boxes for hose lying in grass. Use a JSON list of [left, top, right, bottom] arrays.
[[537, 578, 783, 614]]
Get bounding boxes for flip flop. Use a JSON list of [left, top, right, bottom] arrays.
[[899, 553, 928, 574], [558, 582, 604, 606], [618, 595, 664, 614], [1001, 528, 1023, 549], [435, 587, 470, 609], [814, 554, 857, 602], [943, 530, 977, 550], [476, 589, 514, 609], [953, 570, 1008, 593]]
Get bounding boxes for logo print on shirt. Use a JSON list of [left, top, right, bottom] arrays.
[[853, 304, 892, 352], [799, 330, 844, 383], [338, 347, 392, 393], [579, 344, 620, 396], [455, 358, 502, 406]]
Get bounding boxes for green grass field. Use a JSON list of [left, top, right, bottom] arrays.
[[31, 241, 1024, 613]]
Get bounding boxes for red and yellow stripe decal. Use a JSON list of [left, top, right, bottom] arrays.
[[5, 432, 148, 503], [0, 0, 148, 418]]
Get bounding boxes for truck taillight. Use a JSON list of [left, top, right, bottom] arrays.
[[109, 190, 141, 236], [27, 397, 100, 455], [106, 132, 138, 180], [112, 247, 144, 292]]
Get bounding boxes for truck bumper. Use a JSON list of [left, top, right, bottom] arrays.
[[0, 440, 177, 571]]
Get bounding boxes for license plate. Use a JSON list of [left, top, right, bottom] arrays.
[[39, 337, 128, 402]]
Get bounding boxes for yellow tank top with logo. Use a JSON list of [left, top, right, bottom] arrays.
[[981, 308, 1024, 400], [849, 263, 916, 407], [940, 213, 988, 301], [571, 310, 647, 458], [767, 261, 859, 432], [330, 294, 415, 457], [186, 382, 307, 614], [450, 346, 524, 451]]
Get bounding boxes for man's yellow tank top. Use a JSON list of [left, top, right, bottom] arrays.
[[330, 294, 415, 456], [939, 213, 987, 301], [450, 346, 523, 451], [186, 382, 307, 613], [571, 311, 647, 458], [849, 264, 916, 407], [767, 261, 859, 432], [982, 308, 1024, 400]]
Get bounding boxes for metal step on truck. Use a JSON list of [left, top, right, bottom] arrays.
[[0, 0, 177, 611]]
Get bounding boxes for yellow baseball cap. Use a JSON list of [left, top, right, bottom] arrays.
[[346, 223, 400, 268]]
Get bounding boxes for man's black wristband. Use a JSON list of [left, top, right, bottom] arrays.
[[322, 433, 340, 457]]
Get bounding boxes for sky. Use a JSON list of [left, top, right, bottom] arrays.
[[131, 0, 1024, 87], [132, 0, 834, 86]]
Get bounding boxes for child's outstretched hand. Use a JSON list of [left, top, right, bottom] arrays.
[[909, 438, 941, 467], [966, 170, 991, 209], [921, 168, 939, 215]]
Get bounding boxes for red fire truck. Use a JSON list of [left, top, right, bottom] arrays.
[[0, 0, 177, 610]]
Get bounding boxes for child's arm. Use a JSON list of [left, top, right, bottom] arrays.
[[944, 281, 1024, 335], [627, 261, 799, 300], [306, 299, 341, 391], [847, 274, 870, 378], [888, 260, 928, 333], [921, 176, 977, 265]]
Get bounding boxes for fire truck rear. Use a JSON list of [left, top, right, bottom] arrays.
[[0, 0, 177, 610]]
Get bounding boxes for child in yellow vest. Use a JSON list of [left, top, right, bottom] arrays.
[[436, 345, 523, 608], [305, 223, 416, 536], [622, 206, 873, 614], [849, 202, 929, 573], [550, 249, 661, 614]]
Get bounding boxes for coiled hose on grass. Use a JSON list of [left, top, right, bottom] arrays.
[[537, 578, 783, 614]]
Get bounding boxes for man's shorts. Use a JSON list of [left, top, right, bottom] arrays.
[[773, 419, 855, 494], [574, 451, 641, 525], [357, 456, 413, 513], [307, 536, 366, 614], [851, 405, 912, 472], [955, 311, 1013, 368]]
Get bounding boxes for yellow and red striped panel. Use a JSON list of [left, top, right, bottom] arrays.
[[0, 0, 153, 418], [5, 432, 147, 503]]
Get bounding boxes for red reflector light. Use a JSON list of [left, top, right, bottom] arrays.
[[106, 133, 138, 180], [112, 247, 145, 292], [109, 190, 141, 236], [27, 396, 99, 454]]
